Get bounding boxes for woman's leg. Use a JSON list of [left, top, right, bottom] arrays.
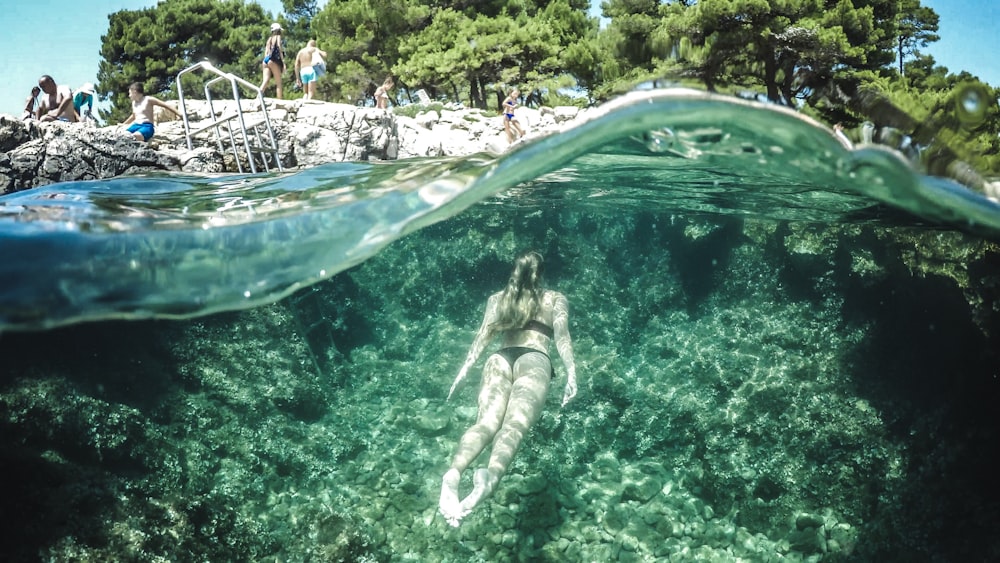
[[460, 352, 550, 513], [259, 64, 272, 94], [452, 356, 513, 471], [271, 62, 284, 99], [440, 355, 512, 525], [513, 119, 525, 139]]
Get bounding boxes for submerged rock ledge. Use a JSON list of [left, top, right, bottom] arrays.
[[0, 99, 583, 193]]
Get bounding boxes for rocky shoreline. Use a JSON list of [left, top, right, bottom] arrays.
[[0, 99, 584, 193]]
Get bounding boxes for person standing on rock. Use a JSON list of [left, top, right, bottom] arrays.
[[260, 22, 286, 99], [439, 251, 577, 527], [36, 75, 77, 122], [502, 88, 525, 144], [294, 40, 326, 101], [374, 77, 393, 109], [121, 82, 181, 142]]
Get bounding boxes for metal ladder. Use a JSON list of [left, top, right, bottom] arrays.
[[176, 61, 283, 173]]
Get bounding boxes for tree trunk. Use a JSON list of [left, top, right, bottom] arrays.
[[898, 36, 905, 76], [780, 59, 796, 106], [763, 49, 780, 103], [469, 75, 484, 109]]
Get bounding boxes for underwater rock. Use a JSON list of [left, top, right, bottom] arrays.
[[795, 513, 826, 530], [622, 473, 661, 504], [515, 473, 549, 496], [412, 410, 450, 436], [621, 462, 666, 503], [787, 525, 827, 554]]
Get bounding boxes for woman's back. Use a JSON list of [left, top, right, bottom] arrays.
[[498, 289, 565, 350]]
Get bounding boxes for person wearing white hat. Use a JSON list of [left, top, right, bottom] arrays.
[[73, 83, 97, 122], [259, 22, 285, 99]]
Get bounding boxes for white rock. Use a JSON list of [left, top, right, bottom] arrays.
[[553, 105, 580, 123]]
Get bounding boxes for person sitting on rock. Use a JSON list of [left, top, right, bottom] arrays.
[[22, 86, 40, 120], [439, 251, 578, 527], [36, 75, 77, 122], [120, 82, 181, 143], [294, 40, 326, 101]]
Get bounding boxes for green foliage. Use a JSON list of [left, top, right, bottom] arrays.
[[280, 0, 320, 48], [97, 0, 273, 122], [641, 0, 891, 103], [896, 0, 939, 76], [393, 9, 564, 108], [391, 101, 444, 118], [321, 60, 371, 105], [311, 0, 430, 105], [90, 0, 996, 174], [877, 74, 1000, 175], [312, 0, 600, 108]]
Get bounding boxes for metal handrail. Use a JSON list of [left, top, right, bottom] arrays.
[[176, 61, 282, 173]]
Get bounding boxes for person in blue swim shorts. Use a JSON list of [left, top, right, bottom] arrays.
[[501, 88, 525, 144], [121, 82, 181, 142], [294, 39, 326, 100]]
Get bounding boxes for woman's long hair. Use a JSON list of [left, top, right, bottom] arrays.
[[490, 251, 544, 335]]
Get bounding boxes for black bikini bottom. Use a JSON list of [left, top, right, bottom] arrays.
[[494, 347, 553, 378]]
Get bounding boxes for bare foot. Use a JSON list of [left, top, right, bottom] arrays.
[[439, 468, 462, 527], [458, 468, 497, 517]]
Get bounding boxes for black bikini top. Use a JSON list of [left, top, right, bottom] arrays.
[[522, 319, 554, 339]]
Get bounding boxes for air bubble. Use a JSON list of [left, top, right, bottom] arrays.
[[644, 128, 676, 153], [955, 83, 990, 128]]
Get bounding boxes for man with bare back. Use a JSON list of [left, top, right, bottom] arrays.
[[36, 75, 77, 122], [294, 40, 327, 101]]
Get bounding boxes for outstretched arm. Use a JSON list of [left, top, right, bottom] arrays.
[[552, 292, 577, 406], [150, 97, 182, 119], [448, 293, 499, 400]]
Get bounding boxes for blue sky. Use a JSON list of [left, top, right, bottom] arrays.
[[1, 0, 997, 117], [0, 0, 286, 117], [922, 0, 998, 84]]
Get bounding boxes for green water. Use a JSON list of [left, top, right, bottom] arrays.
[[2, 208, 997, 561], [0, 90, 998, 561]]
